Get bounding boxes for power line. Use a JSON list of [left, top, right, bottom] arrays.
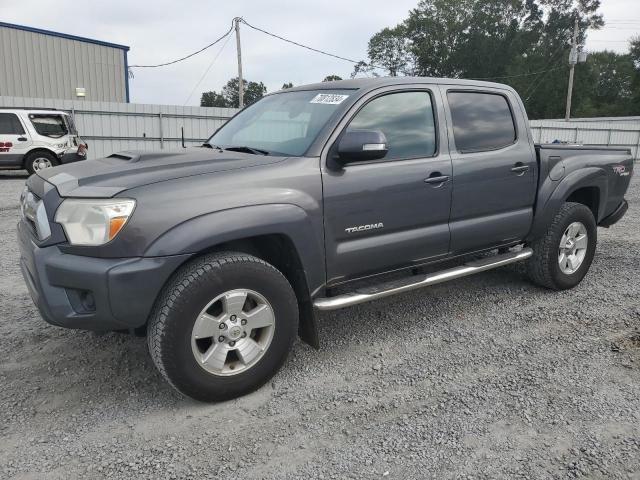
[[239, 18, 380, 69], [588, 39, 634, 43], [130, 21, 234, 68], [471, 67, 564, 81], [597, 26, 640, 30], [521, 46, 569, 102], [183, 32, 233, 105], [523, 64, 567, 102]]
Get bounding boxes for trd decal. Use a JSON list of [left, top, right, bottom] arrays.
[[0, 141, 13, 153]]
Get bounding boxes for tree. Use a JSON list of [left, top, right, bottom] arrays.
[[365, 27, 414, 76], [200, 91, 228, 108], [201, 77, 267, 108], [322, 75, 343, 82], [222, 77, 267, 108], [356, 0, 608, 118], [281, 82, 294, 89], [568, 48, 639, 118], [630, 37, 640, 113]]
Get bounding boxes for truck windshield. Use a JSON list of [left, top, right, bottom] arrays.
[[206, 90, 353, 156], [29, 114, 69, 138]]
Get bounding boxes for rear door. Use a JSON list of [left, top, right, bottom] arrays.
[[0, 113, 32, 167], [441, 88, 537, 253], [322, 87, 452, 285]]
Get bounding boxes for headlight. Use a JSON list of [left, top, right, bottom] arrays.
[[54, 199, 135, 246]]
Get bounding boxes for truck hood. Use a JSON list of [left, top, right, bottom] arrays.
[[37, 149, 289, 198]]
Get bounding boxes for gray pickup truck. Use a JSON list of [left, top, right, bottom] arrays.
[[18, 77, 633, 401]]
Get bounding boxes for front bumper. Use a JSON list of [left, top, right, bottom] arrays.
[[18, 219, 190, 331], [58, 148, 86, 165]]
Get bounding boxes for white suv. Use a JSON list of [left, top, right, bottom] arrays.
[[0, 109, 87, 175]]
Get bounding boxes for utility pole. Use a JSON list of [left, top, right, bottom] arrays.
[[565, 18, 579, 121], [235, 17, 244, 109]]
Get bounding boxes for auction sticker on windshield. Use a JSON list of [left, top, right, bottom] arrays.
[[310, 94, 349, 105]]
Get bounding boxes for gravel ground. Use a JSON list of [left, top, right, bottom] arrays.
[[1, 169, 640, 479]]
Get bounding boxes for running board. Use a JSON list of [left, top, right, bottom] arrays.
[[313, 248, 533, 311]]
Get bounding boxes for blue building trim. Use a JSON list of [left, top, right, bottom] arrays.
[[124, 50, 130, 103], [0, 21, 130, 51]]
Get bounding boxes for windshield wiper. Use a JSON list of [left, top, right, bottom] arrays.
[[202, 142, 223, 149], [223, 145, 270, 156]]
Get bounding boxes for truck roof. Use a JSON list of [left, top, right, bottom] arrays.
[[0, 108, 69, 115], [285, 76, 515, 94]]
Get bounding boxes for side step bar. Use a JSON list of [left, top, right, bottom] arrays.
[[313, 248, 533, 311]]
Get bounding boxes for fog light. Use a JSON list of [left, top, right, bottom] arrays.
[[66, 288, 96, 314], [80, 291, 95, 311]]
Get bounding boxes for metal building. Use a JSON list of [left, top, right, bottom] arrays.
[[0, 22, 130, 102]]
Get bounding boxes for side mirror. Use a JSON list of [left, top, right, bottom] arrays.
[[336, 129, 388, 164]]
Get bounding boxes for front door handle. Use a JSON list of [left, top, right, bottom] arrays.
[[424, 173, 450, 186], [511, 163, 529, 176]]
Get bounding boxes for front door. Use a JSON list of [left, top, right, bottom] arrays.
[[0, 113, 32, 167], [322, 88, 452, 285]]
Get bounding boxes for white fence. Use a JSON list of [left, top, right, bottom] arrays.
[[1, 95, 639, 160], [0, 96, 237, 159], [530, 117, 640, 160]]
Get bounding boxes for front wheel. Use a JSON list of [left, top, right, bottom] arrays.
[[526, 202, 597, 290], [147, 252, 298, 402]]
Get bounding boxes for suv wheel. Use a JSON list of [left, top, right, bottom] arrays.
[[147, 252, 298, 402], [25, 151, 59, 175], [526, 202, 597, 290]]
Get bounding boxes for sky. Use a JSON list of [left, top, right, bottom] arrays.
[[1, 0, 639, 106]]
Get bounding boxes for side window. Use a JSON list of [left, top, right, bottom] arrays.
[[29, 114, 68, 138], [0, 113, 25, 135], [347, 91, 436, 160], [447, 91, 516, 152]]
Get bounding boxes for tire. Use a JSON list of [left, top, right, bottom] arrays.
[[24, 151, 59, 175], [147, 252, 298, 402], [526, 202, 597, 290]]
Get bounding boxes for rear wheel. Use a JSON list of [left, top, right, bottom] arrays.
[[527, 202, 597, 290], [24, 151, 59, 175], [147, 252, 298, 402]]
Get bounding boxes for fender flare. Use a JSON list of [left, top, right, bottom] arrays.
[[22, 147, 60, 166], [528, 167, 608, 240], [144, 203, 326, 297]]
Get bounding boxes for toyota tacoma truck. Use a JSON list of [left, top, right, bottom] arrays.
[[18, 77, 633, 402]]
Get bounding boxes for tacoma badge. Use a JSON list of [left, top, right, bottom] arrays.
[[345, 223, 384, 234]]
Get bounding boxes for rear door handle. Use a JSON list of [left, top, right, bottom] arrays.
[[17, 137, 27, 142], [424, 174, 450, 185], [511, 164, 529, 175]]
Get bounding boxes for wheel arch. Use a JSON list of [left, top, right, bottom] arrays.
[[565, 186, 601, 220], [144, 204, 325, 348], [528, 167, 607, 241], [22, 147, 58, 168]]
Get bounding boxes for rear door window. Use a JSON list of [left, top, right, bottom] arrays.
[[447, 91, 516, 152], [0, 113, 25, 135], [29, 114, 68, 138]]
